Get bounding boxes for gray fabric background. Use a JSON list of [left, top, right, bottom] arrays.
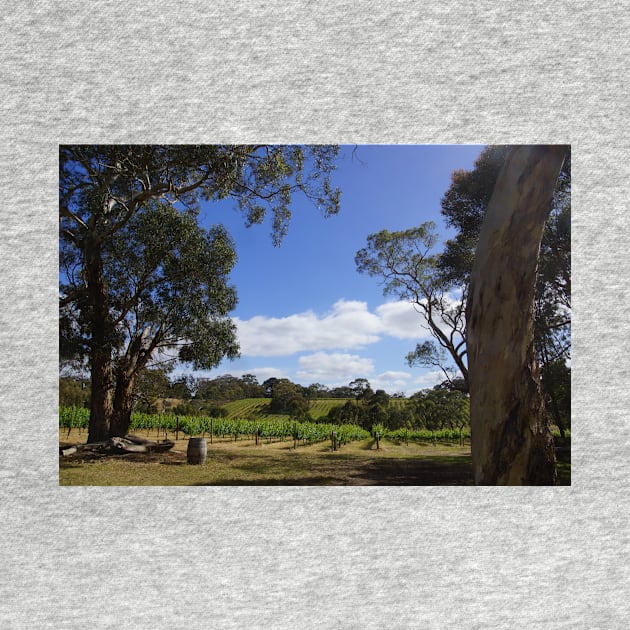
[[1, 1, 627, 627]]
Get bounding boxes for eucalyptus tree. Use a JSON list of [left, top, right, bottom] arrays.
[[268, 379, 310, 418], [355, 223, 468, 387], [349, 378, 373, 400], [354, 145, 569, 484], [437, 144, 570, 483], [466, 145, 569, 484], [59, 145, 340, 441], [439, 145, 571, 372]]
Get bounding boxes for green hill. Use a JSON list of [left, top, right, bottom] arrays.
[[222, 397, 409, 421], [222, 398, 350, 421]]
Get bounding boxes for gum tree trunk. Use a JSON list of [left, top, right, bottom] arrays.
[[85, 244, 114, 443], [110, 330, 156, 437], [466, 145, 568, 485], [110, 368, 136, 437]]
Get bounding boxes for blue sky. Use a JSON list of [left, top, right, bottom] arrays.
[[192, 145, 484, 394]]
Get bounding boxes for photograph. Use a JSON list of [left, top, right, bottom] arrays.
[[59, 144, 571, 486]]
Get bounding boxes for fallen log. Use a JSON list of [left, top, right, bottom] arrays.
[[149, 440, 175, 453], [111, 436, 175, 454], [109, 437, 148, 453], [123, 434, 155, 445], [59, 436, 175, 456], [59, 441, 108, 456], [123, 435, 175, 453]]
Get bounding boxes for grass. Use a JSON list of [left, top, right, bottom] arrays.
[[59, 429, 570, 486], [59, 429, 474, 486]]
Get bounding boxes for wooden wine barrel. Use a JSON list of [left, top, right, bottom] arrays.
[[187, 437, 207, 465]]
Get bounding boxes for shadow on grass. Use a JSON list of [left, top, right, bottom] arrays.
[[60, 441, 570, 486], [556, 448, 571, 485], [191, 477, 343, 486], [356, 456, 474, 485], [190, 453, 475, 486]]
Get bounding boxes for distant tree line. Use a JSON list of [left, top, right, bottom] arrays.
[[324, 379, 469, 432], [60, 371, 470, 432]]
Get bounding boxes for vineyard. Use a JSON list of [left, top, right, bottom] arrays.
[[59, 406, 371, 448], [222, 397, 358, 420], [58, 406, 570, 486], [58, 405, 472, 447]]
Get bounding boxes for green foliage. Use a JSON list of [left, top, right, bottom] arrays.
[[219, 397, 346, 421], [439, 146, 511, 286], [386, 403, 415, 430], [349, 378, 373, 400], [104, 202, 240, 371], [61, 388, 471, 438], [541, 360, 571, 432], [267, 379, 310, 418], [535, 199, 571, 366], [355, 223, 440, 302], [382, 426, 471, 444], [323, 387, 470, 434], [59, 406, 370, 447], [327, 400, 363, 425], [172, 401, 201, 416], [355, 222, 468, 384], [327, 385, 355, 398], [59, 406, 90, 430], [205, 404, 229, 418], [60, 145, 341, 251], [405, 341, 455, 382], [60, 386, 472, 446], [59, 378, 90, 408], [196, 374, 254, 401], [133, 368, 172, 412], [410, 388, 470, 431], [60, 400, 474, 448], [60, 145, 341, 439]]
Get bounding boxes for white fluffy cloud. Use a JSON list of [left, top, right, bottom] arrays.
[[234, 299, 427, 357], [375, 302, 425, 339], [295, 359, 431, 395], [412, 370, 447, 390], [376, 295, 465, 340], [296, 352, 375, 383], [371, 370, 412, 392], [242, 367, 287, 382]]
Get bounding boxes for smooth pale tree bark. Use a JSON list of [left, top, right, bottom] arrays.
[[466, 145, 568, 485]]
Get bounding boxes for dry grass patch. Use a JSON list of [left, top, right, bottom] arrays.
[[59, 429, 474, 486], [60, 428, 568, 486]]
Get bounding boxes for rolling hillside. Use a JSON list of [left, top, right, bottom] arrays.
[[222, 398, 349, 420], [222, 397, 410, 421]]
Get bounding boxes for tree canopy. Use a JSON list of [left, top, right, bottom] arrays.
[[439, 145, 571, 370], [59, 145, 341, 441], [355, 145, 570, 404], [355, 222, 467, 387]]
